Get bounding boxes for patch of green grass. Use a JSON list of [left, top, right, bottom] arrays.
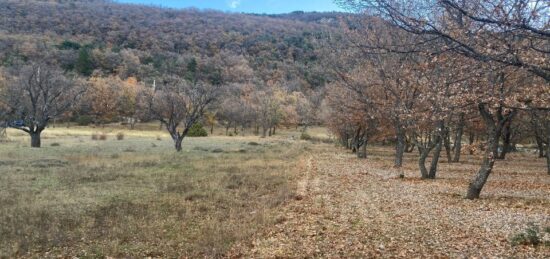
[[510, 223, 550, 247]]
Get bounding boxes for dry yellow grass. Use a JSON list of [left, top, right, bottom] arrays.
[[0, 125, 311, 258]]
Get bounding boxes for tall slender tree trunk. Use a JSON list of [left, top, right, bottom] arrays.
[[535, 137, 545, 158], [468, 132, 475, 155], [466, 130, 499, 199], [130, 119, 136, 130], [499, 123, 512, 159], [359, 140, 367, 159], [395, 125, 406, 168], [30, 131, 42, 148], [453, 113, 465, 162], [418, 147, 430, 179], [175, 137, 183, 152], [429, 133, 443, 179], [530, 110, 545, 158], [443, 128, 452, 163], [466, 104, 506, 200]]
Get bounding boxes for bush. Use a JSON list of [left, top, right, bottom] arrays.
[[510, 224, 548, 246], [50, 143, 61, 147], [187, 123, 208, 137], [99, 133, 108, 141], [76, 115, 93, 126], [300, 132, 312, 141], [91, 133, 99, 140], [116, 132, 125, 141]]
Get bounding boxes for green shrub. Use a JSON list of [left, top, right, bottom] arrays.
[[57, 40, 81, 50], [76, 115, 93, 126], [300, 132, 312, 141], [187, 123, 208, 137], [511, 224, 544, 246]]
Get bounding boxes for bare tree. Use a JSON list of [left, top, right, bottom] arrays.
[[1, 63, 83, 147], [338, 0, 550, 82], [142, 77, 220, 151]]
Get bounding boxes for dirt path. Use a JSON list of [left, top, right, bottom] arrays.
[[230, 146, 550, 258]]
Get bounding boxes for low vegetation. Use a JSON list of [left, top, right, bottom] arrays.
[[0, 126, 309, 257]]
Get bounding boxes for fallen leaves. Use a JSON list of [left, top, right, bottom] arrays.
[[229, 145, 550, 258]]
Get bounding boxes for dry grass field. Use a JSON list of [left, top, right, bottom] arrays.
[[1, 125, 549, 258], [0, 126, 315, 258]]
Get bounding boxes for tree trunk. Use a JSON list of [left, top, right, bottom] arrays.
[[498, 123, 512, 159], [211, 124, 214, 135], [535, 136, 545, 158], [466, 104, 503, 200], [358, 140, 367, 159], [175, 137, 183, 152], [130, 119, 136, 130], [30, 132, 42, 148], [272, 126, 276, 135], [395, 126, 406, 168], [468, 132, 475, 155], [453, 114, 465, 162], [444, 127, 452, 163], [262, 127, 268, 138], [530, 110, 545, 158], [429, 133, 443, 179], [418, 147, 430, 179]]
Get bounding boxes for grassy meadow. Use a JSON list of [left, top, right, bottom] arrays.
[[1, 125, 548, 258], [0, 125, 326, 258]]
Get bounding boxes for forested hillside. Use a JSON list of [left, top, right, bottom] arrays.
[[0, 0, 341, 148], [0, 0, 334, 88]]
